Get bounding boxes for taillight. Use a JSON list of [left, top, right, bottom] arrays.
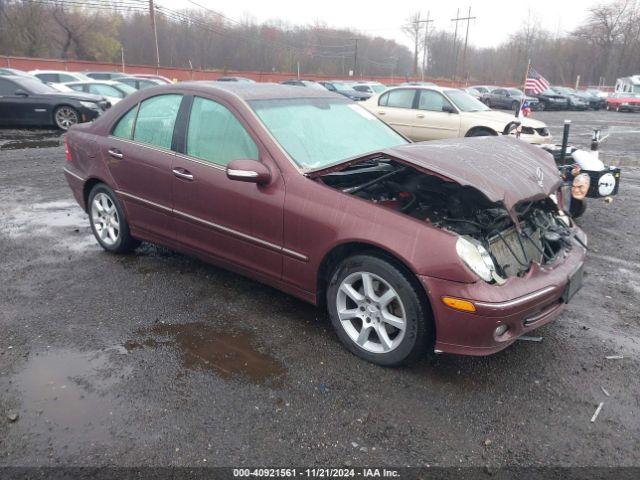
[[64, 136, 72, 162]]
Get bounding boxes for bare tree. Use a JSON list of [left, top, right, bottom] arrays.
[[402, 12, 422, 77]]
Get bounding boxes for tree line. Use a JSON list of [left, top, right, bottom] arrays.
[[0, 0, 638, 85]]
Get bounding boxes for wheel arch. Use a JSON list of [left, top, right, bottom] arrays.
[[316, 241, 434, 318], [51, 103, 79, 122], [465, 126, 499, 137], [82, 177, 109, 212]]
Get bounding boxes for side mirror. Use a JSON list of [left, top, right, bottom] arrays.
[[442, 104, 457, 114], [226, 159, 271, 185], [14, 89, 28, 97]]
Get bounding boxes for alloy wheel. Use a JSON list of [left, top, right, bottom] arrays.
[[91, 192, 120, 246], [55, 107, 79, 130], [336, 271, 407, 354]]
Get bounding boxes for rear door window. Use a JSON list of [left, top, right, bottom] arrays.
[[186, 96, 258, 166], [379, 89, 415, 108], [37, 73, 58, 83], [132, 94, 182, 149]]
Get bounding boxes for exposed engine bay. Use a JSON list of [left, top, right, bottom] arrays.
[[320, 158, 581, 282]]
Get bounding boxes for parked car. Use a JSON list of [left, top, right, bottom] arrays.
[[114, 76, 165, 90], [469, 85, 497, 103], [0, 75, 109, 130], [28, 70, 93, 84], [84, 71, 126, 81], [352, 82, 388, 95], [0, 67, 35, 78], [318, 81, 370, 100], [216, 76, 256, 83], [528, 88, 570, 111], [64, 80, 137, 105], [550, 87, 589, 110], [484, 88, 539, 111], [605, 92, 640, 112], [133, 74, 173, 84], [63, 82, 585, 365], [361, 86, 551, 144], [280, 79, 326, 90], [574, 90, 606, 110], [464, 87, 483, 99]]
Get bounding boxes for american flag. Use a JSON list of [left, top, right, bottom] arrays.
[[525, 68, 550, 94]]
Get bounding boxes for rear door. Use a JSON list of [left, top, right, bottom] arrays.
[[101, 93, 183, 243], [411, 89, 461, 141], [171, 95, 285, 280], [373, 88, 417, 138]]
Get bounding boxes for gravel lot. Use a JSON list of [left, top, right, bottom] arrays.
[[0, 110, 639, 469]]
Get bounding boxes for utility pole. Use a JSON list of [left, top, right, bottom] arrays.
[[149, 0, 160, 74], [353, 38, 359, 78], [451, 7, 476, 83], [415, 12, 433, 81]]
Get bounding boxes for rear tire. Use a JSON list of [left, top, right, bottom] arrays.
[[326, 254, 431, 366], [88, 184, 140, 253]]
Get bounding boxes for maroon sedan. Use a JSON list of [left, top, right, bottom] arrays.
[[63, 82, 586, 366]]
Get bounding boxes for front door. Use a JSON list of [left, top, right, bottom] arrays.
[[100, 93, 183, 243], [411, 89, 461, 141], [171, 95, 285, 280]]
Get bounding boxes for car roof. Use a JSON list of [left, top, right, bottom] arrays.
[[175, 81, 338, 100], [65, 80, 122, 85], [386, 85, 454, 94]]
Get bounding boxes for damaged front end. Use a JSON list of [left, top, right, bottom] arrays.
[[316, 147, 581, 284]]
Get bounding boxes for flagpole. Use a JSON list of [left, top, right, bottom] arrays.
[[516, 59, 532, 122]]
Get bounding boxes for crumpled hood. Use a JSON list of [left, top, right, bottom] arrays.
[[381, 136, 561, 215]]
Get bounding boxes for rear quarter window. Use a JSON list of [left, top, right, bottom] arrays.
[[111, 105, 138, 140]]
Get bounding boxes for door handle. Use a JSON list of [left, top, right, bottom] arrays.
[[172, 167, 194, 181], [416, 114, 425, 119], [108, 148, 123, 159], [377, 111, 386, 115]]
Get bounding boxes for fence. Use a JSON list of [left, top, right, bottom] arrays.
[[3, 55, 470, 87]]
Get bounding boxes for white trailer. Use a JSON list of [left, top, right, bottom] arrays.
[[615, 75, 640, 93]]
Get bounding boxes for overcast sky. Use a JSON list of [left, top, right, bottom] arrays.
[[163, 0, 608, 49]]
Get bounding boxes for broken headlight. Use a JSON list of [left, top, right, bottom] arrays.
[[456, 236, 503, 284]]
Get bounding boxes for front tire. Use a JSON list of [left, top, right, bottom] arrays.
[[88, 184, 139, 253], [54, 106, 79, 130], [326, 254, 431, 366]]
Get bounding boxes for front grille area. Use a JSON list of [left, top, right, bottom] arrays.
[[488, 226, 543, 278]]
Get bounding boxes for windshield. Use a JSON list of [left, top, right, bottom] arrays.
[[18, 78, 57, 94], [250, 97, 407, 170], [445, 90, 489, 112], [114, 82, 137, 94]]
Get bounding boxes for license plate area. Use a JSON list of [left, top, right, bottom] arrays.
[[562, 266, 584, 303]]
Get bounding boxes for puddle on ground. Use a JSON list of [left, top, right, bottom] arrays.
[[3, 199, 98, 252], [126, 323, 285, 385], [11, 349, 128, 446]]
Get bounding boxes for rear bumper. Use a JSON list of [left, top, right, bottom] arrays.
[[420, 229, 587, 356], [63, 167, 86, 211]]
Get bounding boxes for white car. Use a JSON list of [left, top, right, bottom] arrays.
[[361, 85, 552, 145], [62, 80, 137, 105], [28, 70, 93, 85]]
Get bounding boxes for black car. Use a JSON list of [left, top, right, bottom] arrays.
[[550, 87, 590, 110], [484, 87, 540, 111], [0, 75, 109, 130], [529, 88, 570, 111]]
